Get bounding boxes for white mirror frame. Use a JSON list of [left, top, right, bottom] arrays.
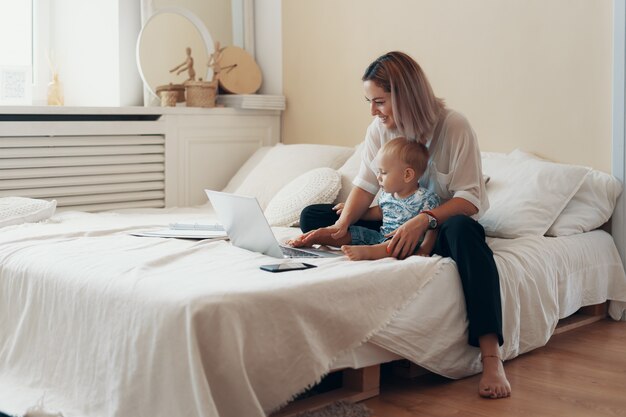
[[136, 7, 215, 101]]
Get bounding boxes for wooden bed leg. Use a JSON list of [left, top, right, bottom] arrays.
[[579, 303, 608, 317], [554, 302, 608, 335], [392, 359, 430, 379], [342, 364, 380, 400], [271, 365, 381, 417]]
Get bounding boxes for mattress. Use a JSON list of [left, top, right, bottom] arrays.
[[0, 207, 625, 417], [331, 230, 626, 377]]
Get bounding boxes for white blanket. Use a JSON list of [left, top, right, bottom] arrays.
[[0, 210, 448, 417], [367, 230, 626, 378]]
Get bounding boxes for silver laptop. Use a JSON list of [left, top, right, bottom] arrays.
[[205, 190, 340, 258]]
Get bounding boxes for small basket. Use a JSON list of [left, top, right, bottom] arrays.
[[185, 80, 216, 108], [156, 83, 185, 104], [160, 91, 178, 107]]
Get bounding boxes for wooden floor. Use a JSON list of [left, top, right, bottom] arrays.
[[363, 319, 626, 417]]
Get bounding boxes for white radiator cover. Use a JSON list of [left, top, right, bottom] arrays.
[[0, 106, 282, 209], [0, 135, 166, 212]]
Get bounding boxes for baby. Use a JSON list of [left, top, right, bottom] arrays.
[[293, 136, 440, 260]]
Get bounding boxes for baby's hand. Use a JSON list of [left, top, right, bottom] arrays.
[[333, 203, 345, 215]]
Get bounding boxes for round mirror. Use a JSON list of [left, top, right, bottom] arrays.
[[136, 8, 215, 100]]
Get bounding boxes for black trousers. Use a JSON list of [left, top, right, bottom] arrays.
[[300, 204, 503, 347]]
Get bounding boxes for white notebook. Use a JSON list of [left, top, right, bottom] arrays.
[[130, 223, 227, 240]]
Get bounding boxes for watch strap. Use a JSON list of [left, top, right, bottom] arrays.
[[421, 210, 439, 229]]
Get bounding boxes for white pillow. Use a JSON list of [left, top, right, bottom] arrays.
[[264, 168, 342, 227], [507, 149, 623, 236], [479, 154, 590, 238], [222, 146, 272, 193], [334, 143, 363, 204], [547, 170, 623, 236], [480, 151, 508, 159], [232, 143, 354, 209], [0, 197, 57, 228]]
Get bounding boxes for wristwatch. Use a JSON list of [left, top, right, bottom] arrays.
[[421, 211, 438, 229]]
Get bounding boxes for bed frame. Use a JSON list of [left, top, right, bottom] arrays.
[[272, 302, 608, 416]]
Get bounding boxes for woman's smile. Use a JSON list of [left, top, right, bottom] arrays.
[[363, 80, 396, 129]]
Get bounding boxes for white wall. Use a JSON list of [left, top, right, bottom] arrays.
[[253, 0, 282, 95], [50, 0, 143, 106], [118, 1, 143, 106]]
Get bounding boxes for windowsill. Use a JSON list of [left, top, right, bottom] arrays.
[[0, 105, 282, 121]]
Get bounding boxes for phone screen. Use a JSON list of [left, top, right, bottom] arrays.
[[260, 263, 316, 272]]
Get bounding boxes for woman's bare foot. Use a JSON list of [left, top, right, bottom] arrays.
[[478, 356, 511, 399], [341, 243, 389, 261]]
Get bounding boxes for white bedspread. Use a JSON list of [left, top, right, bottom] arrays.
[[0, 210, 449, 417], [366, 230, 626, 378]]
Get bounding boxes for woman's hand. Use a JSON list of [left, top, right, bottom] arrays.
[[289, 221, 349, 247], [385, 214, 429, 259], [415, 236, 435, 257]]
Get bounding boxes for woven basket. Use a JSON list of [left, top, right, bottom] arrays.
[[156, 83, 185, 103], [160, 91, 178, 107], [185, 80, 216, 108]]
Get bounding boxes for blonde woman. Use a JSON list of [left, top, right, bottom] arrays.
[[291, 51, 511, 399]]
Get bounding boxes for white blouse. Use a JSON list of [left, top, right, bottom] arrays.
[[353, 109, 489, 218]]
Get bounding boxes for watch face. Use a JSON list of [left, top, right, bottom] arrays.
[[428, 216, 437, 229]]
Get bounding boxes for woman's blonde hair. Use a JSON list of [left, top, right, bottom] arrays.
[[381, 136, 429, 178], [363, 51, 445, 144]]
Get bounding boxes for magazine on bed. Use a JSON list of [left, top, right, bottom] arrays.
[[130, 223, 228, 240]]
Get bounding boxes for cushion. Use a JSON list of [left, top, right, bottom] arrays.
[[508, 149, 623, 236], [479, 154, 590, 238], [0, 197, 57, 228], [222, 146, 272, 193], [264, 168, 342, 227], [231, 143, 354, 209], [334, 143, 363, 204]]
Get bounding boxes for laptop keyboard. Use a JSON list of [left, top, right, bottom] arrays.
[[280, 246, 320, 258]]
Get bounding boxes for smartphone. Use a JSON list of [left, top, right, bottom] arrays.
[[260, 262, 317, 273]]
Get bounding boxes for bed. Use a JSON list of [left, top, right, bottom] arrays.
[[0, 144, 625, 417]]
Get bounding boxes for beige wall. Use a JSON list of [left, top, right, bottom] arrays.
[[282, 0, 613, 172]]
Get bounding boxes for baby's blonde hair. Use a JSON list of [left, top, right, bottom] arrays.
[[380, 136, 429, 178]]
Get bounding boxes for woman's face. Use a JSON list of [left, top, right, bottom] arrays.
[[364, 80, 396, 130]]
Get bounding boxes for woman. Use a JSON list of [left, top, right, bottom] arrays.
[[292, 51, 511, 399]]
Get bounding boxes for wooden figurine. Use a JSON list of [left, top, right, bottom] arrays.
[[207, 41, 227, 88], [170, 47, 196, 82]]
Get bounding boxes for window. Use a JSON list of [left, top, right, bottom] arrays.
[[0, 0, 33, 104], [0, 0, 32, 69]]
